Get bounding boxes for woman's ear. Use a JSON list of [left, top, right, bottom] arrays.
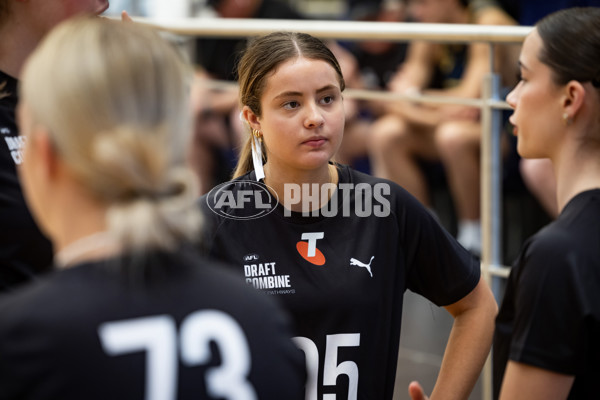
[[241, 106, 261, 132], [30, 125, 59, 180], [562, 80, 586, 119]]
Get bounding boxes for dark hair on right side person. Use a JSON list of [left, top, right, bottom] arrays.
[[536, 7, 600, 89], [0, 1, 10, 27], [233, 31, 345, 178]]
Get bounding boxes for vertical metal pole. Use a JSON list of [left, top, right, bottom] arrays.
[[480, 43, 503, 400]]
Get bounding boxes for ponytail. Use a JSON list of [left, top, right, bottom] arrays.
[[21, 18, 201, 253], [106, 167, 202, 252], [80, 125, 202, 252], [233, 134, 255, 179]]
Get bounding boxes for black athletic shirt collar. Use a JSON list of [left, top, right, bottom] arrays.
[[243, 163, 351, 224]]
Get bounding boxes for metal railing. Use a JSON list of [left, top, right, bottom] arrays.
[[130, 17, 532, 400]]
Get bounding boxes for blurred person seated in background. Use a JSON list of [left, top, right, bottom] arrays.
[[368, 0, 519, 255], [190, 0, 306, 194], [332, 0, 409, 172], [0, 0, 111, 292]]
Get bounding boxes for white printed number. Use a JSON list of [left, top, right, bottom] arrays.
[[293, 333, 360, 400], [98, 311, 257, 400]]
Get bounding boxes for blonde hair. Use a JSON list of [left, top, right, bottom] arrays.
[[21, 17, 201, 252], [233, 31, 345, 178]]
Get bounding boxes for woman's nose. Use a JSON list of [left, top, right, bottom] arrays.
[[304, 102, 324, 128], [506, 83, 520, 109]]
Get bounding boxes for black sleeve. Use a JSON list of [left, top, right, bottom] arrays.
[[394, 186, 480, 306], [0, 74, 53, 292]]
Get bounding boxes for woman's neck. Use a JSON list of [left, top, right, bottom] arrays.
[[51, 180, 118, 268], [55, 230, 121, 269], [554, 142, 600, 213], [263, 162, 339, 212]]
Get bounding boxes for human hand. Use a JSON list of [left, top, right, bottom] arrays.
[[408, 381, 430, 400], [121, 10, 133, 22]]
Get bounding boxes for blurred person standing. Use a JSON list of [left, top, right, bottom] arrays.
[[201, 30, 498, 400], [494, 7, 600, 399], [0, 0, 110, 292], [509, 0, 600, 221], [0, 17, 305, 399]]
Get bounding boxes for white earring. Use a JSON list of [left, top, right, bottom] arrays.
[[251, 129, 265, 181]]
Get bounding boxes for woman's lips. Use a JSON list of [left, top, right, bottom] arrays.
[[303, 138, 327, 147]]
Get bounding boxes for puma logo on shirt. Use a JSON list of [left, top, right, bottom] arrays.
[[350, 256, 374, 278]]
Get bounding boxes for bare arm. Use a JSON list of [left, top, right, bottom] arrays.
[[386, 41, 485, 125], [430, 277, 497, 400], [388, 41, 435, 93], [434, 3, 518, 100], [421, 42, 489, 122], [378, 41, 446, 126], [432, 41, 489, 100], [499, 361, 574, 400], [191, 70, 239, 115]]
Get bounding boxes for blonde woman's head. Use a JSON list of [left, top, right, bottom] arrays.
[[20, 17, 201, 252]]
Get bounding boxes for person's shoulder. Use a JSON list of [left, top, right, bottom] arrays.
[[525, 221, 573, 256], [0, 271, 65, 334], [342, 165, 421, 202], [527, 190, 600, 255], [523, 191, 600, 271], [342, 164, 389, 185], [562, 189, 600, 221], [513, 221, 581, 287]]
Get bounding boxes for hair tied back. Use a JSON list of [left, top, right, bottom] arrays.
[[592, 70, 600, 88]]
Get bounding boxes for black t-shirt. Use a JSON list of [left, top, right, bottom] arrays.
[[200, 165, 480, 399], [349, 42, 408, 89], [0, 247, 305, 399], [195, 0, 305, 81], [0, 70, 53, 292], [494, 189, 600, 399]]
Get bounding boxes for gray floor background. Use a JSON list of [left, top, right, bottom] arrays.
[[392, 290, 484, 400]]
